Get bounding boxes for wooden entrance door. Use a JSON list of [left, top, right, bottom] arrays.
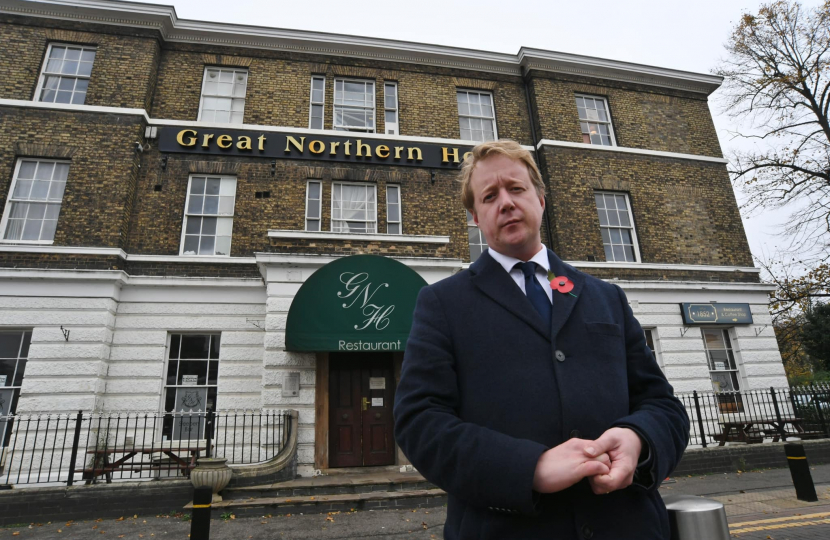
[[329, 353, 395, 468]]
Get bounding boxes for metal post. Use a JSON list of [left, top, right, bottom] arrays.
[[770, 387, 786, 441], [692, 391, 707, 448], [785, 443, 818, 502], [810, 383, 828, 437], [663, 494, 730, 540], [205, 411, 214, 459], [190, 485, 212, 540], [66, 411, 83, 487]]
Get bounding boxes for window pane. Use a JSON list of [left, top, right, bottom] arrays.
[[183, 235, 199, 255], [201, 217, 217, 235], [178, 360, 209, 385], [612, 245, 625, 262], [210, 335, 221, 359], [214, 236, 231, 256], [199, 235, 215, 255], [180, 335, 210, 359], [388, 223, 400, 234], [186, 217, 201, 235], [0, 334, 22, 360], [203, 196, 219, 214], [188, 196, 204, 214], [306, 219, 320, 231], [308, 182, 320, 200], [216, 217, 233, 236]]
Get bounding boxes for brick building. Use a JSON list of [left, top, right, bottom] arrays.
[[0, 0, 785, 474]]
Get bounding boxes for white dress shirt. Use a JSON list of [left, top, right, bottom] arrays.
[[487, 244, 553, 303]]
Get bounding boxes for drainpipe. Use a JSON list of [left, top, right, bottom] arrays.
[[521, 65, 554, 249]]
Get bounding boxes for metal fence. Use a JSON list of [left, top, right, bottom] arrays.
[[677, 384, 830, 448], [0, 410, 292, 486]]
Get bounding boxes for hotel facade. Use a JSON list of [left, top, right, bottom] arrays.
[[0, 0, 785, 475]]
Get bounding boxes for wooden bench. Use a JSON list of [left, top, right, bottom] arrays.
[[76, 444, 207, 484]]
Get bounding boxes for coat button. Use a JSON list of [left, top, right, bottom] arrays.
[[555, 350, 566, 362], [582, 524, 593, 539], [569, 429, 581, 439]]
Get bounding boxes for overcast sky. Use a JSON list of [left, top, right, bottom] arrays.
[[131, 0, 826, 264]]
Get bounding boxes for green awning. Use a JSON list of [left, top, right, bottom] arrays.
[[285, 255, 428, 352]]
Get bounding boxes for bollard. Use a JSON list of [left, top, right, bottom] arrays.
[[662, 494, 730, 540], [785, 443, 818, 502], [190, 486, 213, 540]]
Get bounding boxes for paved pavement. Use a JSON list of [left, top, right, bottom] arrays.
[[4, 465, 830, 539]]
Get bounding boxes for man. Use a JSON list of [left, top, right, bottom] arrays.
[[394, 140, 689, 539]]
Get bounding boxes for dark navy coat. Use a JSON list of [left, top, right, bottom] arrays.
[[394, 249, 689, 540]]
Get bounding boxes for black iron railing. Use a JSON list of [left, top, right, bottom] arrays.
[[0, 410, 291, 486], [677, 384, 830, 447]]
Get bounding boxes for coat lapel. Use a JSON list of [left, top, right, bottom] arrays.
[[469, 250, 551, 340], [546, 249, 584, 340]]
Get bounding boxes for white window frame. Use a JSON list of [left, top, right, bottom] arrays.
[[643, 328, 664, 372], [466, 210, 488, 262], [308, 76, 326, 130], [0, 330, 31, 444], [180, 175, 237, 256], [594, 191, 641, 263], [305, 180, 322, 231], [35, 43, 97, 105], [161, 333, 220, 441], [576, 94, 616, 146], [197, 67, 248, 124], [384, 82, 399, 135], [333, 78, 376, 133], [0, 158, 70, 245], [386, 184, 401, 234], [702, 327, 748, 413], [331, 182, 377, 233], [457, 89, 498, 142]]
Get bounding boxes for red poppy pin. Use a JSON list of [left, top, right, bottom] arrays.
[[547, 271, 577, 297]]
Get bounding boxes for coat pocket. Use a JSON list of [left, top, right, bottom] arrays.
[[585, 321, 622, 336]]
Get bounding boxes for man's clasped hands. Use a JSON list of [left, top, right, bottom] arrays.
[[532, 427, 643, 496]]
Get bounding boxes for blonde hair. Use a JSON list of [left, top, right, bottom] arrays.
[[459, 139, 545, 211]]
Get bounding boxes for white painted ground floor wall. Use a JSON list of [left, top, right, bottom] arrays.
[[0, 258, 784, 476]]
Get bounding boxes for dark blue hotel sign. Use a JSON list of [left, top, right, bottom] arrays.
[[681, 303, 753, 325]]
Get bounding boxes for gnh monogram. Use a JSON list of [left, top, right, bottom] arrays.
[[337, 272, 395, 330]]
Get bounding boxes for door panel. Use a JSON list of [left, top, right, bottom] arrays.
[[329, 353, 395, 467]]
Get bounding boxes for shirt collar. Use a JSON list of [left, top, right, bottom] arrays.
[[488, 244, 550, 275]]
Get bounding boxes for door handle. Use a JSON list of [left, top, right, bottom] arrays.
[[362, 397, 369, 411]]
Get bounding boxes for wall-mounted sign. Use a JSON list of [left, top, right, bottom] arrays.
[[0, 375, 6, 386], [181, 375, 198, 386], [285, 255, 428, 352], [372, 398, 384, 407], [680, 303, 753, 325], [159, 127, 474, 169], [282, 372, 300, 397], [369, 377, 386, 390]]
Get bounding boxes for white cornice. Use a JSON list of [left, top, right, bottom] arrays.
[[567, 261, 759, 273], [519, 48, 722, 95], [0, 0, 721, 93], [537, 139, 728, 164], [129, 254, 257, 264], [0, 98, 151, 121], [268, 230, 450, 244], [0, 244, 127, 257]]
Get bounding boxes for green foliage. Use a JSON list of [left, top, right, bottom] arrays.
[[803, 302, 830, 369]]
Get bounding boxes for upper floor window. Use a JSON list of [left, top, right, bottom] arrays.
[[576, 95, 615, 146], [36, 44, 96, 104], [386, 185, 401, 234], [467, 210, 488, 262], [594, 191, 640, 263], [305, 181, 322, 231], [457, 90, 497, 142], [332, 182, 376, 233], [309, 76, 325, 129], [199, 67, 248, 124], [181, 176, 237, 256], [1, 159, 68, 243], [334, 79, 375, 132], [384, 82, 399, 135]]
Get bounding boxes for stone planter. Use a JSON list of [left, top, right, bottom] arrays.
[[190, 457, 233, 502]]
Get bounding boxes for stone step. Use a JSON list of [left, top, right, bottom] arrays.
[[187, 488, 448, 517], [222, 471, 436, 500]]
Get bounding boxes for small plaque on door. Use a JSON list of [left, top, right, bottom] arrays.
[[182, 375, 198, 386], [369, 377, 386, 390], [372, 398, 384, 407], [283, 372, 300, 397]]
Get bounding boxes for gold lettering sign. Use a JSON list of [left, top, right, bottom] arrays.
[[442, 147, 460, 164], [216, 134, 232, 149], [309, 140, 325, 154], [376, 145, 389, 158], [176, 129, 197, 147], [285, 136, 305, 153]]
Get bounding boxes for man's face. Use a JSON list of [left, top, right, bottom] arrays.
[[469, 154, 545, 261]]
